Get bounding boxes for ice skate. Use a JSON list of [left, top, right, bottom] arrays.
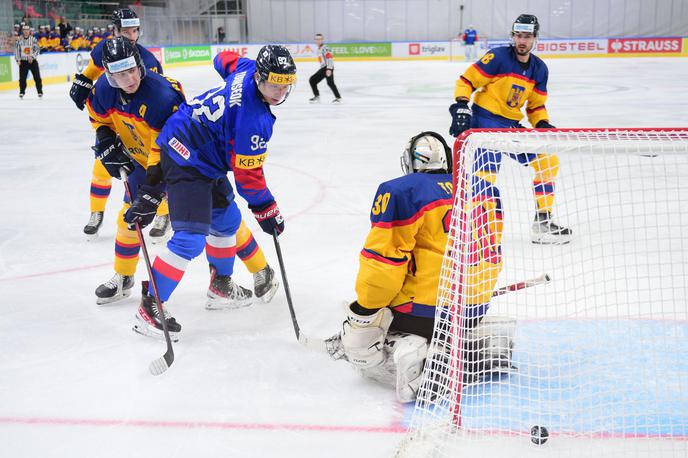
[[148, 214, 170, 244], [133, 281, 181, 341], [95, 272, 134, 304], [309, 95, 320, 104], [253, 264, 279, 303], [83, 211, 104, 240], [206, 265, 253, 310], [19, 93, 24, 99], [332, 98, 342, 104], [531, 211, 572, 245]]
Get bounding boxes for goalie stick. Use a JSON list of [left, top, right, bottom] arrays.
[[120, 169, 174, 376], [303, 273, 553, 360]]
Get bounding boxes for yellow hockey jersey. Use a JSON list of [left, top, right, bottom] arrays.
[[355, 172, 453, 318], [454, 45, 550, 126]]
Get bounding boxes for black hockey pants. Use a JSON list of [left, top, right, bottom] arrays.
[[309, 67, 341, 98]]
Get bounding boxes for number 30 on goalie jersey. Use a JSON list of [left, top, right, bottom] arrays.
[[355, 172, 453, 318]]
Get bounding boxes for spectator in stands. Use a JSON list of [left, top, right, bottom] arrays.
[[58, 17, 72, 39], [217, 26, 225, 43]]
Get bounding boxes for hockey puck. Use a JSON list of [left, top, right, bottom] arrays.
[[530, 425, 549, 445]]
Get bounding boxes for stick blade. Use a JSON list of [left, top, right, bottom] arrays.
[[149, 354, 172, 376]]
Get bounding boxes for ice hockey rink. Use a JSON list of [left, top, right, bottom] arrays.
[[1, 56, 687, 457]]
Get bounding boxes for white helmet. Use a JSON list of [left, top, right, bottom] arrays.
[[401, 131, 451, 175]]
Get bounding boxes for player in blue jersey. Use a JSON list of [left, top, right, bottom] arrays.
[[86, 37, 185, 306], [449, 14, 572, 244], [125, 46, 297, 340], [462, 25, 479, 61], [324, 132, 514, 402]]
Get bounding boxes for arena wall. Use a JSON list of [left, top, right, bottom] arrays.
[[1, 36, 686, 91]]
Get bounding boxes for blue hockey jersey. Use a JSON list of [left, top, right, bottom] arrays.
[[157, 52, 276, 207]]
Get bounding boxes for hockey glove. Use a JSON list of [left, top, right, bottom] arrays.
[[69, 73, 93, 111], [93, 136, 135, 178], [449, 100, 472, 137], [536, 120, 556, 129], [250, 201, 285, 235], [124, 185, 164, 230]]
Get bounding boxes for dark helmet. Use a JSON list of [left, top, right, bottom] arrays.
[[112, 8, 140, 31], [400, 131, 452, 175], [101, 36, 146, 88], [255, 45, 297, 85], [512, 14, 539, 36]]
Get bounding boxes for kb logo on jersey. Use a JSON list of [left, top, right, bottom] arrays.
[[506, 84, 525, 108]]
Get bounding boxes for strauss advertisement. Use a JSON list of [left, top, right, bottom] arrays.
[[608, 37, 682, 54]]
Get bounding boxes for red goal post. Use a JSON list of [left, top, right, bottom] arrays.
[[395, 127, 688, 458]]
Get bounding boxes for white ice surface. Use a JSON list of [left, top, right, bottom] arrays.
[[1, 57, 687, 457]]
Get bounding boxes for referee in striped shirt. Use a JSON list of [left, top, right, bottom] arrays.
[[15, 25, 43, 98]]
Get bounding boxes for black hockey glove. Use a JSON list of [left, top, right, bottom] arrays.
[[124, 185, 164, 230], [69, 73, 93, 111], [536, 120, 556, 129], [92, 136, 135, 178], [449, 100, 472, 137], [250, 201, 285, 235]]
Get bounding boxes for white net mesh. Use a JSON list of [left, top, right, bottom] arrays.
[[396, 129, 688, 458]]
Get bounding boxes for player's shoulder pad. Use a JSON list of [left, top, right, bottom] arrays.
[[89, 39, 105, 68], [137, 44, 162, 72], [89, 74, 117, 112], [138, 72, 186, 128], [370, 173, 453, 225], [529, 53, 549, 78]]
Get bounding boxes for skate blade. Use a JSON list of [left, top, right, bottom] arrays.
[[205, 293, 254, 310], [132, 320, 180, 343], [531, 232, 572, 245], [256, 280, 279, 303], [85, 232, 99, 242], [96, 288, 132, 305]]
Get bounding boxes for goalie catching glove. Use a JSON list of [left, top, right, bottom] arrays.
[[340, 302, 393, 369], [250, 200, 285, 235], [123, 185, 164, 230], [92, 135, 135, 178]]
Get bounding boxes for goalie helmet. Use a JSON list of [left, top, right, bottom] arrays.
[[512, 14, 539, 36], [112, 8, 140, 31], [101, 37, 146, 88], [400, 131, 452, 175]]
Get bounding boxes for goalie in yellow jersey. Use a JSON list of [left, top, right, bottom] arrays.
[[324, 132, 515, 402]]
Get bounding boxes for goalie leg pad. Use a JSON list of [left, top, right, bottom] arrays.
[[463, 315, 517, 383], [358, 331, 428, 403], [341, 306, 393, 369]]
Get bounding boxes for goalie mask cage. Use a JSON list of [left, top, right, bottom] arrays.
[[395, 128, 688, 458]]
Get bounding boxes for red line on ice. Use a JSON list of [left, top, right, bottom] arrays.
[[0, 262, 111, 282], [0, 416, 407, 434]]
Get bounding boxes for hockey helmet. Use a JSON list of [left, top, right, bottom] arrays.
[[112, 8, 140, 31], [101, 36, 146, 89], [255, 45, 297, 104], [401, 131, 452, 175], [512, 14, 539, 36]]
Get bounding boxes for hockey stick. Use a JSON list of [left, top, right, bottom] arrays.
[[120, 169, 174, 376], [270, 232, 337, 355], [491, 273, 551, 297]]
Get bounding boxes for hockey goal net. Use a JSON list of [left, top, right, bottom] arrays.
[[395, 128, 688, 458]]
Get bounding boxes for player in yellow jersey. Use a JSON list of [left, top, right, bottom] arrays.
[[71, 9, 171, 242], [449, 14, 572, 244], [323, 132, 514, 401]]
